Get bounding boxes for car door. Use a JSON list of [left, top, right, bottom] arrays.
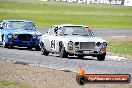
[[47, 27, 59, 53], [44, 27, 56, 52], [50, 33, 60, 53]]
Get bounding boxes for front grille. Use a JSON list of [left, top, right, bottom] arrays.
[[80, 42, 95, 50], [18, 34, 31, 41]]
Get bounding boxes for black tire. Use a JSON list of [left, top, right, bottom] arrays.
[[76, 75, 86, 85], [41, 43, 49, 55], [59, 42, 68, 58], [97, 53, 106, 61], [35, 46, 41, 51], [9, 45, 14, 49], [2, 41, 9, 48], [77, 55, 84, 59], [27, 46, 32, 50]]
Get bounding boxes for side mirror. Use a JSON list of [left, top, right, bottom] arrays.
[[0, 24, 3, 29], [46, 32, 49, 35], [0, 27, 3, 29]]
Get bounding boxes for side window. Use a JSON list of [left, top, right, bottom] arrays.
[[48, 27, 59, 36], [48, 28, 54, 35], [53, 27, 58, 36], [57, 29, 63, 36], [0, 21, 3, 29]]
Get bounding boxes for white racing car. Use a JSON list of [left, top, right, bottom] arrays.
[[40, 24, 107, 61]]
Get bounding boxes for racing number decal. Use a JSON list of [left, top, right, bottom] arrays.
[[50, 40, 56, 50], [0, 32, 2, 41]]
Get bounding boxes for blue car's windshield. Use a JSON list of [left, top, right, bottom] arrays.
[[5, 21, 36, 30]]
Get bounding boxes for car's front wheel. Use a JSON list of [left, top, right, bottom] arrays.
[[41, 43, 49, 56], [35, 46, 40, 51], [59, 42, 68, 58], [9, 45, 14, 49], [97, 53, 106, 61]]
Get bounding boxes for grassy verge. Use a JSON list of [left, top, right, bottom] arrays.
[[107, 40, 132, 56], [0, 1, 132, 29], [0, 80, 30, 88]]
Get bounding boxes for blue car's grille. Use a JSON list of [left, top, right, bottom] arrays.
[[18, 34, 31, 41]]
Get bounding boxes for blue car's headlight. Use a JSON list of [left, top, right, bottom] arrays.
[[13, 34, 17, 38], [32, 35, 37, 38], [8, 34, 13, 38]]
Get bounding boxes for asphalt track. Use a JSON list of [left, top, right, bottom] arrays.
[[0, 27, 132, 77]]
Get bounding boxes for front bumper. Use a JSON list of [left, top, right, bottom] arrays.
[[67, 49, 106, 56], [67, 42, 107, 56], [7, 39, 39, 47]]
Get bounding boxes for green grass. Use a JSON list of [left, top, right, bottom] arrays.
[[108, 41, 132, 56], [0, 1, 132, 28], [0, 80, 30, 88]]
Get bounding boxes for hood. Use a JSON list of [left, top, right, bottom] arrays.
[[4, 29, 41, 35], [63, 35, 106, 43]]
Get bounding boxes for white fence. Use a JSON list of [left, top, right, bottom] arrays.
[[47, 0, 132, 6]]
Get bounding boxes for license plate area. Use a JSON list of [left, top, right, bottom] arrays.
[[83, 51, 90, 54], [20, 41, 30, 44]]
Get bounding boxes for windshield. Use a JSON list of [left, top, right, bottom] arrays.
[[58, 26, 94, 36], [5, 21, 36, 30]]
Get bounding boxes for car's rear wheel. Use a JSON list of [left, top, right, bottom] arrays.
[[27, 46, 32, 50], [35, 46, 40, 51], [2, 41, 9, 48], [97, 53, 106, 61], [41, 43, 49, 56], [59, 42, 68, 58]]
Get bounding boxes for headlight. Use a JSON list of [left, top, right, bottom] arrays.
[[32, 35, 36, 38], [8, 34, 13, 38], [13, 34, 17, 38], [68, 41, 74, 50], [103, 42, 107, 47], [96, 42, 102, 47], [75, 42, 79, 46]]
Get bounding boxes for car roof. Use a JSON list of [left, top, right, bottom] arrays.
[[2, 20, 32, 23], [53, 24, 85, 27]]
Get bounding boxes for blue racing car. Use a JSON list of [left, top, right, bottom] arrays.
[[0, 20, 41, 51]]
